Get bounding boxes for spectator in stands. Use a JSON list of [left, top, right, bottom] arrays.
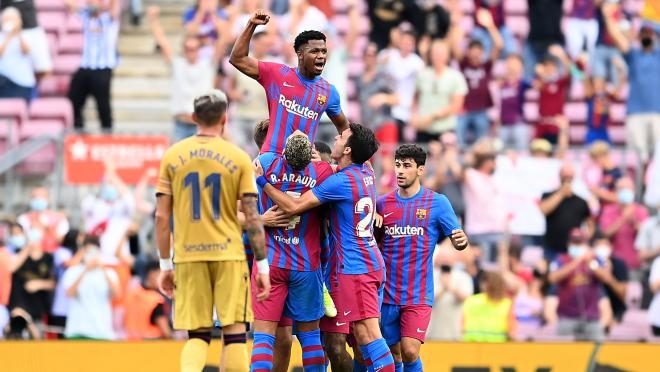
[[49, 229, 81, 338], [367, 0, 410, 50], [649, 253, 660, 336], [462, 140, 507, 263], [7, 227, 54, 339], [381, 27, 424, 142], [540, 163, 594, 261], [147, 5, 221, 142], [565, 0, 599, 60], [65, 0, 120, 133], [124, 261, 171, 340], [582, 55, 627, 145], [279, 0, 328, 41], [635, 206, 660, 265], [607, 20, 660, 167], [548, 228, 609, 341], [62, 235, 118, 340], [0, 7, 35, 102], [587, 140, 623, 205], [599, 176, 648, 271], [17, 186, 70, 254], [0, 0, 52, 78], [183, 0, 229, 59], [524, 0, 565, 80], [496, 54, 531, 151], [408, 0, 451, 43], [428, 245, 473, 341], [463, 271, 516, 342], [532, 45, 571, 145], [228, 0, 275, 39], [452, 9, 502, 147], [5, 221, 26, 254], [593, 0, 629, 86], [427, 132, 465, 220], [411, 39, 467, 143], [471, 0, 517, 58], [0, 225, 33, 338], [591, 233, 629, 326], [356, 42, 398, 155]]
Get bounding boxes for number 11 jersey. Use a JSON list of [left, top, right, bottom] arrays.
[[156, 135, 257, 263], [312, 164, 383, 275]]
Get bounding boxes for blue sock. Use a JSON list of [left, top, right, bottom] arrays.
[[404, 358, 423, 372], [364, 338, 395, 371], [250, 332, 275, 372], [358, 344, 374, 372], [297, 329, 325, 372], [395, 361, 404, 372], [353, 359, 368, 372]]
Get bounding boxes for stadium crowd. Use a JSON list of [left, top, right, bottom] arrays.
[[1, 0, 660, 348]]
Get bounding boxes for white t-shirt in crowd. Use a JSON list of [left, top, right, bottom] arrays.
[[81, 194, 135, 264], [380, 49, 424, 122], [463, 168, 507, 235], [278, 5, 328, 39], [0, 32, 36, 87], [51, 248, 74, 317], [649, 257, 660, 327], [428, 266, 474, 341], [171, 57, 215, 116], [62, 265, 118, 339]]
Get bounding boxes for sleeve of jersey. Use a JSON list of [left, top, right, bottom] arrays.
[[156, 149, 173, 196], [257, 61, 279, 87], [324, 84, 342, 117], [376, 194, 387, 214], [315, 162, 335, 184], [238, 152, 258, 196], [435, 194, 461, 236], [312, 172, 349, 204]]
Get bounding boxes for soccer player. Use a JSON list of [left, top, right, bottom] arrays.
[[375, 144, 468, 372], [257, 123, 397, 372], [229, 9, 350, 154], [155, 90, 270, 372]]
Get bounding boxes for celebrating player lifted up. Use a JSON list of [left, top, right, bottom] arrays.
[[229, 9, 350, 154], [375, 144, 468, 372]]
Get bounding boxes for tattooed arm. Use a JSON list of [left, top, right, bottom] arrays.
[[242, 193, 270, 301]]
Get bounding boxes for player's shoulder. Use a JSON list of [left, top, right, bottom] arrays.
[[261, 60, 293, 76], [221, 139, 252, 162], [163, 136, 195, 157], [378, 189, 397, 204], [257, 151, 282, 168]]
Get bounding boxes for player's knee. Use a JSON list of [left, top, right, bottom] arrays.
[[223, 332, 247, 346], [401, 345, 419, 363], [188, 331, 212, 344], [274, 330, 293, 351], [324, 336, 347, 360]]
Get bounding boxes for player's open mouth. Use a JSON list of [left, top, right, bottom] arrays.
[[314, 61, 325, 69]]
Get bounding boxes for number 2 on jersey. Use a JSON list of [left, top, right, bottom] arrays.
[[355, 197, 375, 238], [184, 172, 221, 221]]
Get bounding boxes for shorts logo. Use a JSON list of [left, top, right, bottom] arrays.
[[416, 209, 427, 220], [416, 328, 425, 333], [317, 94, 327, 106], [343, 310, 351, 316], [336, 322, 346, 326]]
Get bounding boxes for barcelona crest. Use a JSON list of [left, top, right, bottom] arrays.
[[317, 94, 327, 106], [416, 208, 427, 220]]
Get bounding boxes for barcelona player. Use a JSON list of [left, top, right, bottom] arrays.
[[155, 90, 270, 372], [375, 144, 468, 372], [257, 123, 397, 372], [229, 9, 350, 155]]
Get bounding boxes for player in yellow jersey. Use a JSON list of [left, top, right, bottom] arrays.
[[155, 90, 271, 372]]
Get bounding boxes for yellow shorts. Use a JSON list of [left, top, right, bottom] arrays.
[[173, 260, 252, 330]]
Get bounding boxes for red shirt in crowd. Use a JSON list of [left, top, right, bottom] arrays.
[[460, 59, 494, 112]]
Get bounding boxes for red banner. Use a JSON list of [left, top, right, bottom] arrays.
[[64, 135, 169, 185]]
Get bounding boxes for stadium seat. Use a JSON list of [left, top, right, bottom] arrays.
[[505, 16, 529, 39], [523, 102, 538, 122], [28, 98, 74, 128], [515, 322, 541, 341], [19, 119, 66, 138], [625, 281, 643, 309], [504, 0, 528, 15], [37, 11, 66, 37], [565, 102, 587, 123], [0, 98, 29, 126], [53, 54, 80, 75], [38, 75, 71, 97], [16, 119, 63, 175], [569, 124, 587, 144], [66, 14, 84, 34], [35, 0, 67, 12], [58, 33, 83, 54]]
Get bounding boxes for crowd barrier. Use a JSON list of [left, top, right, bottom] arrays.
[[1, 340, 658, 372]]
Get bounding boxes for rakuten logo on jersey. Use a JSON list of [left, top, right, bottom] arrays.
[[279, 95, 320, 120], [384, 225, 425, 238]]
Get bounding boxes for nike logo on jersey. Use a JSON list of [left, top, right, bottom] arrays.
[[343, 310, 351, 316], [416, 328, 426, 333], [283, 82, 295, 88], [383, 212, 395, 218], [336, 322, 347, 326]]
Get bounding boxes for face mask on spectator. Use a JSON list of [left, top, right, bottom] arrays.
[[641, 36, 653, 49], [440, 264, 452, 273], [594, 245, 611, 260], [88, 5, 99, 17], [9, 235, 26, 248], [2, 21, 14, 33], [568, 245, 585, 258], [453, 262, 465, 271], [617, 189, 634, 204], [83, 247, 101, 264], [30, 198, 48, 211], [28, 228, 44, 243], [101, 185, 118, 202]]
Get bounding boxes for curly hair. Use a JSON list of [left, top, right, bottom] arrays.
[[394, 144, 426, 166], [294, 30, 326, 52], [284, 134, 312, 170]]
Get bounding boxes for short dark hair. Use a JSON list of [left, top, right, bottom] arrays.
[[314, 141, 331, 156], [294, 30, 326, 52], [193, 90, 228, 126], [346, 122, 379, 164], [253, 119, 269, 148], [82, 234, 100, 248], [468, 39, 483, 49], [394, 144, 426, 166], [145, 260, 160, 274]]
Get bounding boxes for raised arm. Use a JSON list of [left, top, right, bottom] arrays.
[[345, 0, 360, 53], [260, 182, 322, 216], [147, 6, 174, 65], [229, 10, 270, 80], [476, 8, 503, 61], [603, 2, 630, 54]]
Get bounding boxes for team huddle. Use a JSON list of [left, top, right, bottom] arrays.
[[155, 10, 468, 372]]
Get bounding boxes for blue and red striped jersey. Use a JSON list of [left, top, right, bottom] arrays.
[[377, 188, 460, 306], [312, 164, 383, 275], [257, 152, 334, 271], [257, 61, 342, 154]]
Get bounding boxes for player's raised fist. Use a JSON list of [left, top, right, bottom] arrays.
[[249, 9, 270, 26]]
